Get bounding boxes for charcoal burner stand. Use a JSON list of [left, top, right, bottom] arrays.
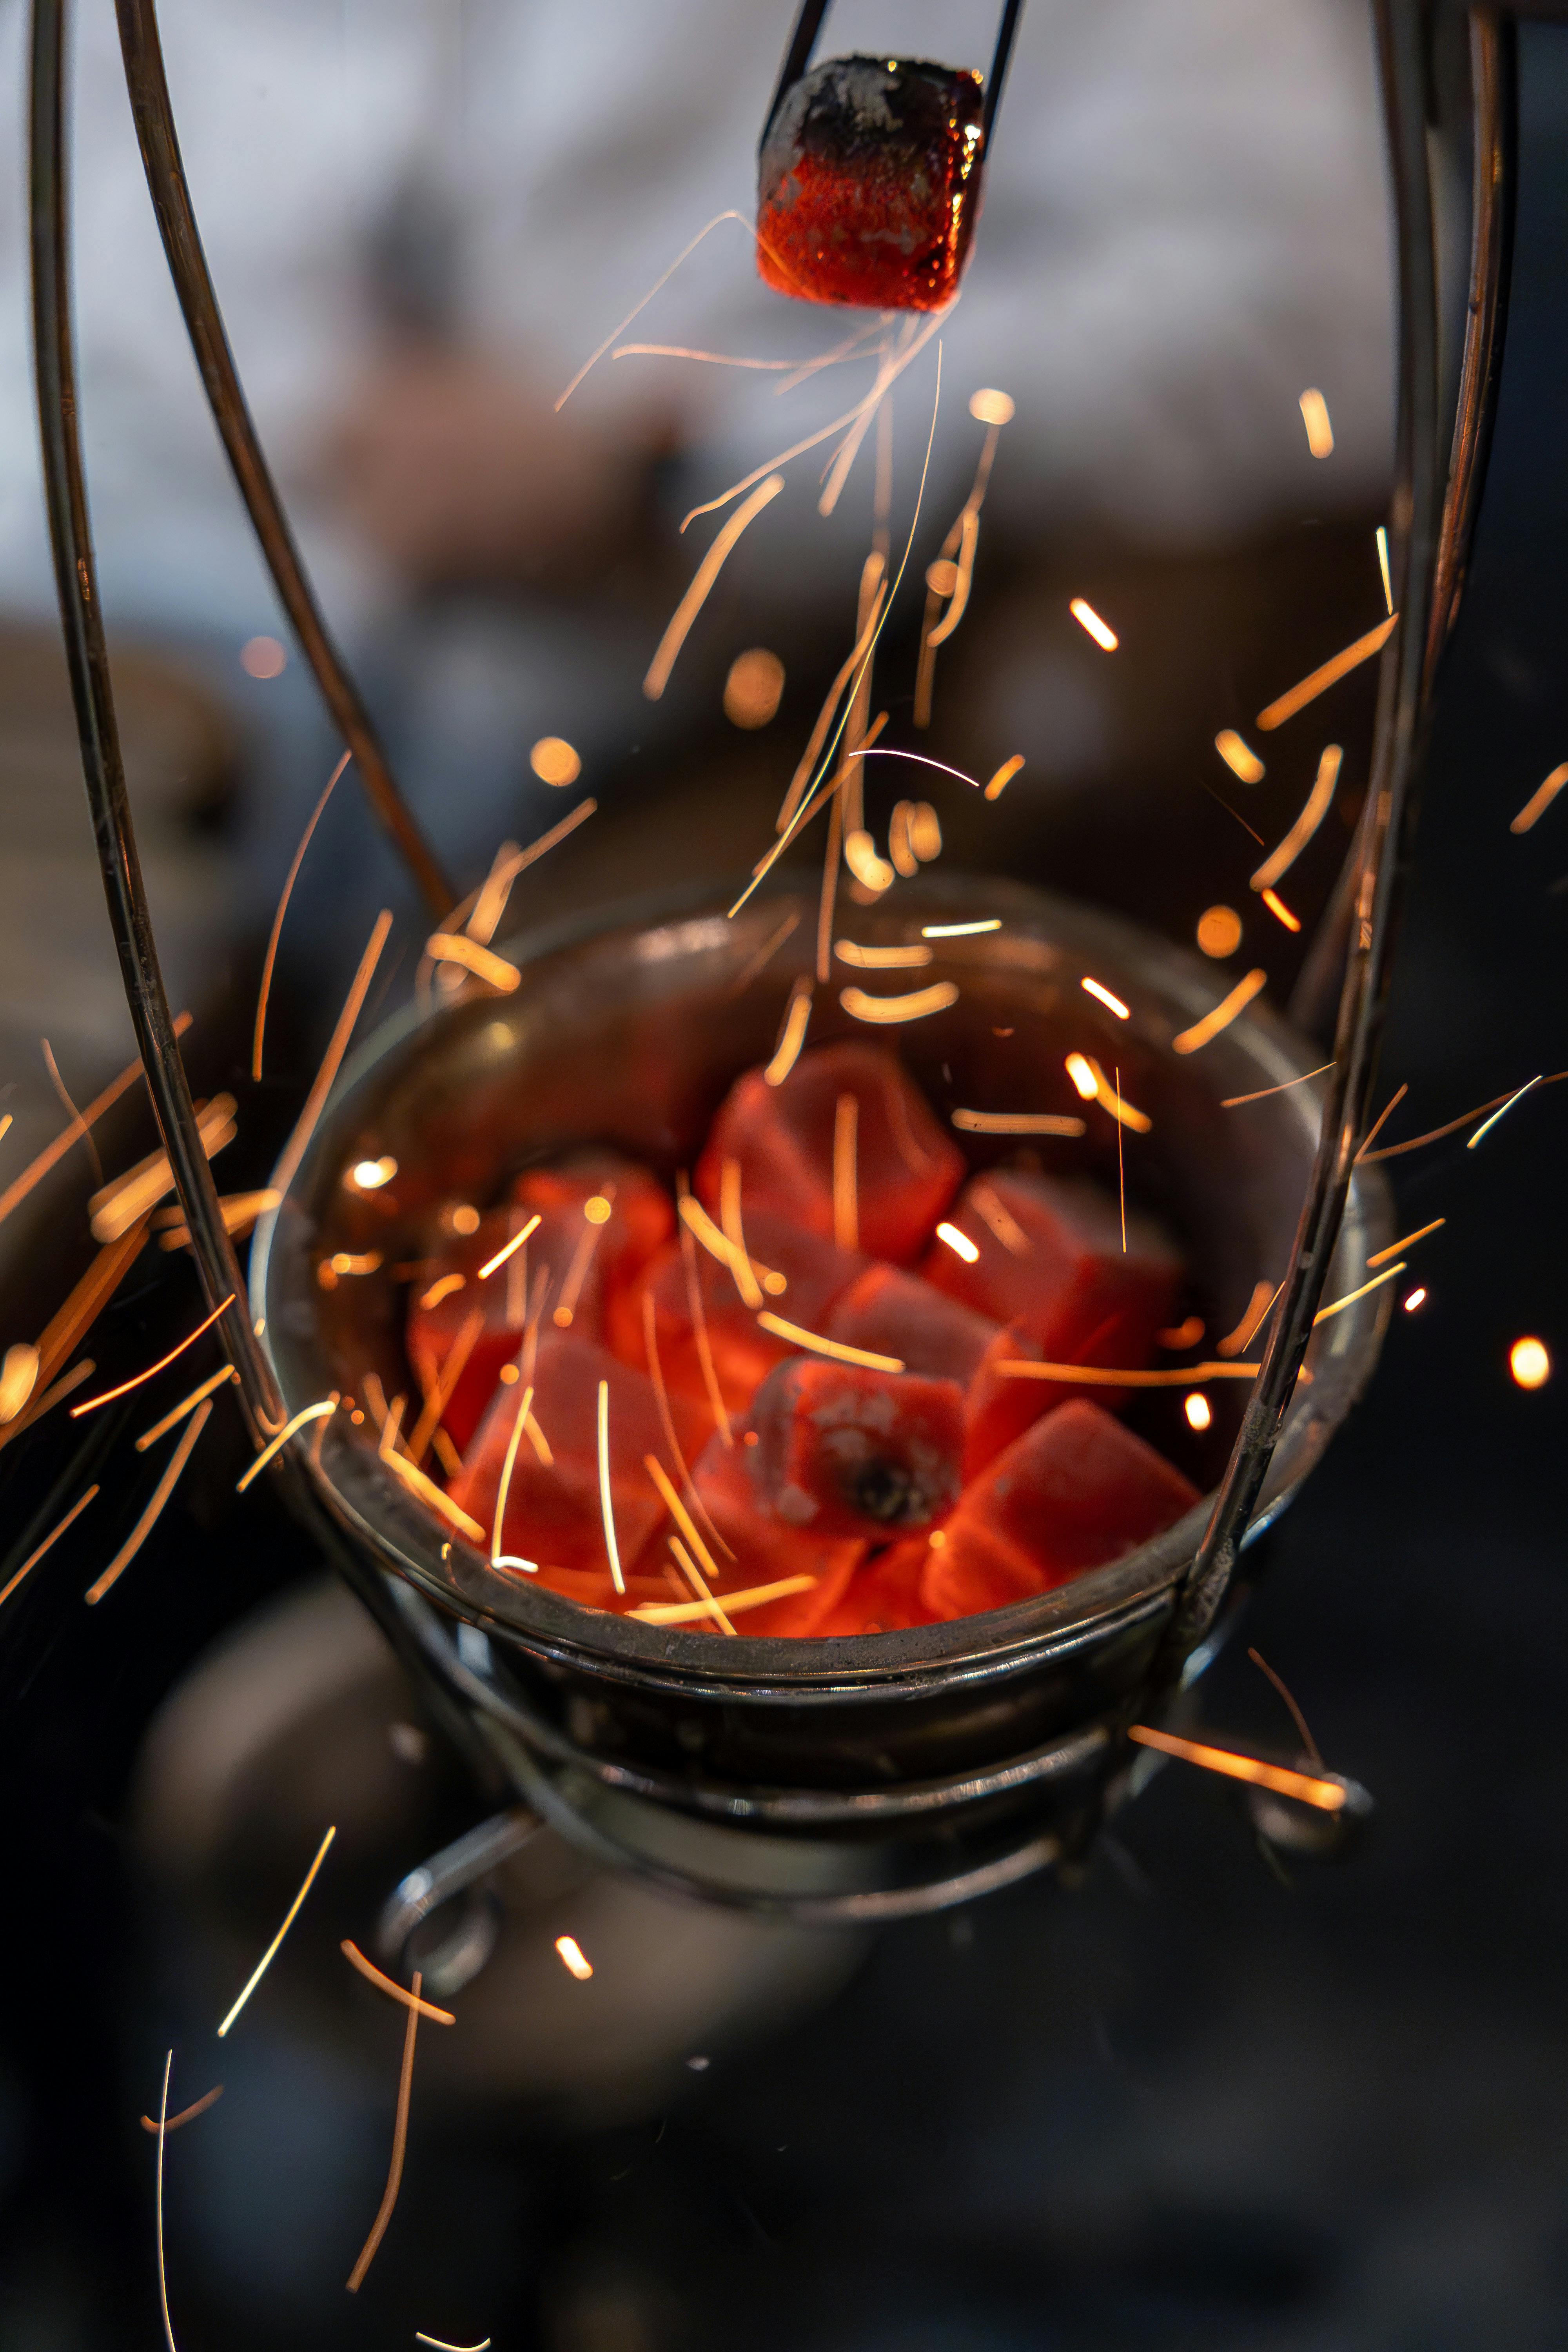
[[25, 0, 1521, 1938]]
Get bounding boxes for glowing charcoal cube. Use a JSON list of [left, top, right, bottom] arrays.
[[812, 1535, 941, 1635], [453, 1334, 705, 1578], [607, 1209, 864, 1421], [757, 55, 985, 312], [921, 1172, 1182, 1473], [922, 1399, 1199, 1619], [749, 1356, 964, 1539], [697, 1042, 963, 1267], [690, 1436, 864, 1634], [828, 1261, 998, 1385], [508, 1152, 674, 1338]]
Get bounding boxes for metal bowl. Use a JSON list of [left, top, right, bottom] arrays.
[[252, 876, 1392, 1918]]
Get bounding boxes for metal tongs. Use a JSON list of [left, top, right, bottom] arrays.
[[763, 0, 1027, 152]]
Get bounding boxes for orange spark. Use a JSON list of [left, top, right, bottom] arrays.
[[0, 1225, 151, 1458], [1312, 1262, 1405, 1324], [71, 1294, 234, 1417], [1252, 746, 1342, 890], [558, 208, 759, 408], [1367, 1216, 1445, 1269], [1298, 388, 1334, 458], [420, 1274, 466, 1310], [668, 1533, 737, 1635], [216, 1825, 337, 2038], [1069, 1056, 1151, 1133], [350, 1156, 397, 1190], [1215, 730, 1266, 784], [1376, 524, 1394, 613], [951, 1109, 1085, 1136], [1403, 1287, 1427, 1311], [41, 1038, 102, 1187], [924, 919, 1000, 939], [935, 1221, 979, 1263], [382, 1445, 485, 1541], [1128, 1724, 1348, 1811], [719, 1160, 763, 1309], [346, 1969, 423, 2291], [1159, 1317, 1206, 1349], [996, 1359, 1259, 1386], [1069, 598, 1118, 651], [676, 1215, 733, 1447], [844, 829, 895, 892], [236, 1398, 337, 1493], [408, 1309, 485, 1466], [909, 803, 942, 861], [1511, 763, 1568, 835], [489, 1381, 539, 1573], [140, 2083, 223, 2135], [0, 1345, 39, 1425], [0, 1016, 191, 1237], [840, 981, 959, 1025], [984, 755, 1024, 800], [644, 474, 786, 701], [1259, 887, 1301, 933], [1220, 1062, 1334, 1109], [1082, 977, 1130, 1020], [631, 1572, 818, 1626], [529, 736, 581, 787], [1256, 614, 1397, 731], [833, 1093, 859, 1252], [642, 1454, 735, 1612], [0, 1482, 100, 1613], [1171, 968, 1267, 1056], [478, 1214, 541, 1282], [1510, 1336, 1552, 1390], [1216, 1279, 1281, 1357], [426, 935, 521, 993], [775, 592, 889, 835], [1184, 1392, 1212, 1431], [554, 1936, 593, 1981], [135, 1365, 238, 1452], [86, 1400, 213, 1605], [765, 981, 813, 1086], [755, 1312, 903, 1372], [253, 751, 350, 1079], [1466, 1073, 1541, 1149], [154, 2052, 176, 2352], [156, 1188, 281, 1254], [1196, 906, 1243, 958], [837, 940, 932, 969], [90, 1096, 237, 1243], [272, 911, 394, 1199], [596, 1379, 625, 1593], [340, 1940, 456, 2024]]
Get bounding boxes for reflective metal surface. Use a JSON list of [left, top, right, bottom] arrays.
[[253, 876, 1393, 1912]]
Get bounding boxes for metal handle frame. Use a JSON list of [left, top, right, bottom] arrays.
[[27, 0, 1518, 1911]]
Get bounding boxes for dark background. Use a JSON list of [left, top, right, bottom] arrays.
[[1, 21, 1566, 2352]]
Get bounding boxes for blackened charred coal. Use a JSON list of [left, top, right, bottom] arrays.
[[757, 55, 985, 312]]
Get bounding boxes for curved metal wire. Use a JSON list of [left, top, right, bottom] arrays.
[[1157, 0, 1514, 1675], [27, 0, 279, 1439], [111, 0, 452, 920]]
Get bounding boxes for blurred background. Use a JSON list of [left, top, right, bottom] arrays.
[[0, 0, 1563, 2345]]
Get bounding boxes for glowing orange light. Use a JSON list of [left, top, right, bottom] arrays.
[[1069, 597, 1118, 651], [427, 934, 521, 993], [922, 919, 1000, 938], [216, 1825, 337, 2036], [765, 982, 813, 1086], [1252, 745, 1342, 891], [1298, 388, 1334, 458], [755, 1312, 904, 1372], [1129, 1725, 1348, 1811], [632, 1572, 818, 1626], [450, 1205, 481, 1236], [1376, 525, 1394, 614], [1260, 887, 1302, 933], [969, 387, 1016, 426], [1196, 906, 1243, 959], [555, 1936, 593, 1981], [240, 635, 286, 680], [1257, 615, 1397, 731], [1511, 763, 1568, 836], [71, 1293, 234, 1417], [1216, 730, 1266, 785], [1184, 1392, 1212, 1431], [644, 475, 785, 701], [724, 648, 786, 729], [529, 735, 582, 787], [1510, 1336, 1551, 1390], [984, 755, 1024, 800], [936, 1221, 980, 1263], [1082, 977, 1131, 1020], [346, 1968, 422, 2293], [952, 1109, 1086, 1137], [840, 982, 959, 1025], [339, 1941, 456, 2024], [350, 1156, 397, 1190], [1065, 1053, 1098, 1101], [1403, 1288, 1427, 1312], [1172, 968, 1268, 1056]]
